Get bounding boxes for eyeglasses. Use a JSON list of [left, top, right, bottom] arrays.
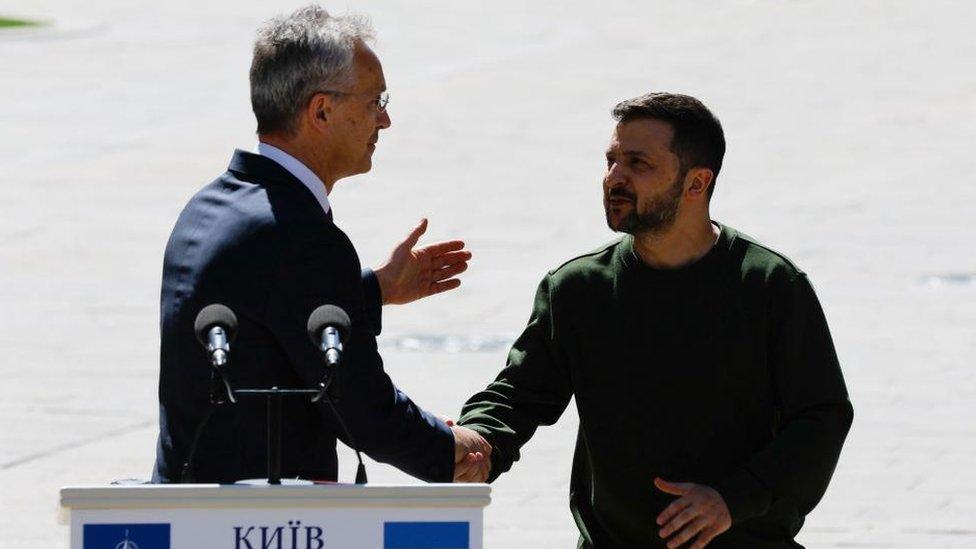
[[316, 89, 390, 113]]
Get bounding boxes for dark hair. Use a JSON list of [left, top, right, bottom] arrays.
[[612, 92, 725, 197]]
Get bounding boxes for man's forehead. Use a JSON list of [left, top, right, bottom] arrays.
[[352, 43, 386, 91], [608, 119, 674, 153]]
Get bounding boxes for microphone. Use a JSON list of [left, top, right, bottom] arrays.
[[194, 304, 238, 404], [306, 305, 351, 400], [306, 305, 366, 484], [182, 304, 239, 481], [195, 304, 238, 367]]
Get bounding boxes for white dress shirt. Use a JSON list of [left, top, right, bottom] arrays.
[[257, 142, 331, 217]]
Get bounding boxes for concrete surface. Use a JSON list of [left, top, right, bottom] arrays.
[[1, 0, 974, 547]]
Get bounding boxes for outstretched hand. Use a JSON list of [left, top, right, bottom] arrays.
[[654, 477, 731, 548], [374, 219, 471, 305]]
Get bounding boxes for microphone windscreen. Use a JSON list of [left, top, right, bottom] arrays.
[[307, 304, 351, 345], [194, 304, 238, 345]]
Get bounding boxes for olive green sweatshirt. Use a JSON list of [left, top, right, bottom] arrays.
[[460, 223, 853, 548]]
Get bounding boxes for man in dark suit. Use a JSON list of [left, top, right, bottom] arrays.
[[152, 5, 490, 484]]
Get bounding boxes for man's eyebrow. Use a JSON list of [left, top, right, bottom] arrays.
[[621, 150, 651, 160]]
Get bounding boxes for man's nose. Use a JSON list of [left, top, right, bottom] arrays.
[[378, 108, 392, 129], [605, 162, 626, 187]]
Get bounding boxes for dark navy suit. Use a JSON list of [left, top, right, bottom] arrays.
[[152, 150, 454, 483]]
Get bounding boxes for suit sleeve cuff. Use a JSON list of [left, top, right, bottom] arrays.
[[421, 417, 456, 483], [360, 268, 383, 335], [714, 468, 772, 524]]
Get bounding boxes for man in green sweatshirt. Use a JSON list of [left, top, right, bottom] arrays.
[[457, 92, 853, 548]]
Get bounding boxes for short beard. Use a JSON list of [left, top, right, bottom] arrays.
[[605, 173, 685, 235]]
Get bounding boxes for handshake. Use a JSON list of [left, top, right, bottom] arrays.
[[448, 420, 492, 483]]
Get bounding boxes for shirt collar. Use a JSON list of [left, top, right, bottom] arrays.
[[256, 142, 331, 217]]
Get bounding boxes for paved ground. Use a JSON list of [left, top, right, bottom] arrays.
[[1, 1, 974, 547]]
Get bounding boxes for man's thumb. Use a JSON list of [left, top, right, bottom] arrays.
[[654, 477, 691, 496]]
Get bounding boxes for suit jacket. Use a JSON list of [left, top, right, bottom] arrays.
[[151, 150, 454, 483]]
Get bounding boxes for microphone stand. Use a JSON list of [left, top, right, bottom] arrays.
[[230, 371, 367, 485], [234, 388, 320, 485], [185, 311, 366, 485], [183, 373, 366, 485]]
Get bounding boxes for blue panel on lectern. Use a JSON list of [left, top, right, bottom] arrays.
[[383, 521, 469, 549], [83, 523, 170, 549]]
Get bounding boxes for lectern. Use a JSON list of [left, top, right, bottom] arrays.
[[60, 483, 490, 548]]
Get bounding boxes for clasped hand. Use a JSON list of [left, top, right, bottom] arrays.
[[374, 218, 471, 305], [445, 418, 492, 483]]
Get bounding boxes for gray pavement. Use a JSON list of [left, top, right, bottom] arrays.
[[1, 1, 974, 547]]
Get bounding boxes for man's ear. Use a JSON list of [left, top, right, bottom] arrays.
[[685, 168, 715, 200], [306, 92, 335, 132]]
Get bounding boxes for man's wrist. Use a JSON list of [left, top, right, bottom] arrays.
[[713, 468, 771, 524]]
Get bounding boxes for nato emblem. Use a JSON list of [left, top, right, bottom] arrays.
[[83, 524, 170, 549], [384, 521, 469, 549]]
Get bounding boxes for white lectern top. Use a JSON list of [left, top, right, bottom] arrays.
[[61, 483, 491, 549]]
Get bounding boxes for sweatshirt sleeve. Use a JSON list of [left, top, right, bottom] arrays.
[[715, 272, 854, 523], [458, 275, 574, 482]]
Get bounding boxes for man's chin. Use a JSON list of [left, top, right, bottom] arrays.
[[353, 156, 373, 176], [604, 212, 631, 234]]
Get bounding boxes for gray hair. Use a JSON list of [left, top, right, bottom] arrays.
[[250, 5, 374, 135]]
